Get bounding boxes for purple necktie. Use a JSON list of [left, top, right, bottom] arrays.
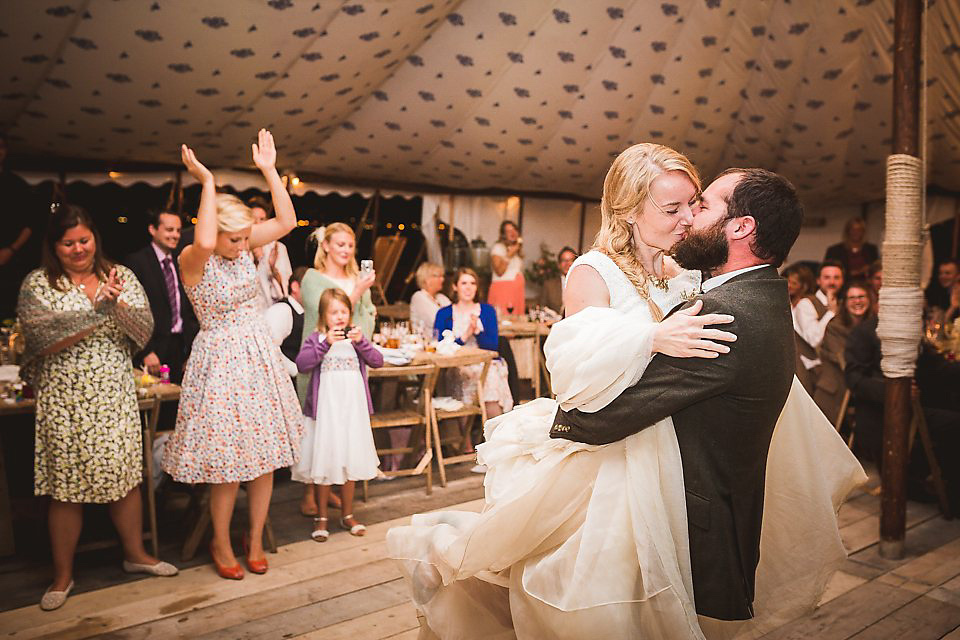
[[161, 257, 180, 329]]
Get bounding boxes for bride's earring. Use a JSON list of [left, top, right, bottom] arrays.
[[626, 217, 636, 225]]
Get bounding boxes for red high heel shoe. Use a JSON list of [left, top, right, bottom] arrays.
[[209, 542, 244, 580], [243, 533, 268, 574]]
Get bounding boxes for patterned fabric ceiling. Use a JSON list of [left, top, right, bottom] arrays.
[[2, 0, 959, 204]]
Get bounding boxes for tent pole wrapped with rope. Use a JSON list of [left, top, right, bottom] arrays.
[[877, 0, 924, 560]]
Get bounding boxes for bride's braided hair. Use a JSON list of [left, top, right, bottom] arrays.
[[593, 143, 701, 319]]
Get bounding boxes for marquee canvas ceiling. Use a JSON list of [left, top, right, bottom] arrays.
[[2, 0, 959, 205]]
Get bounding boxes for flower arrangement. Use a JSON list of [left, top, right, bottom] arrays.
[[524, 244, 561, 285]]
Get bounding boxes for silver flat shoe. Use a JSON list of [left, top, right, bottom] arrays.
[[40, 580, 74, 611], [122, 560, 179, 577]]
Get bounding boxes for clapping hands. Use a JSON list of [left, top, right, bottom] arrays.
[[95, 268, 124, 308]]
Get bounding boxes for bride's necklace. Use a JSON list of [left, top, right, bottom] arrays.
[[644, 270, 670, 292], [640, 255, 670, 292]]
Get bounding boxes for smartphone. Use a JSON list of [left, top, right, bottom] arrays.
[[360, 259, 374, 273]]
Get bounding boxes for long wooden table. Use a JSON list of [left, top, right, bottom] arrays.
[[0, 383, 181, 557]]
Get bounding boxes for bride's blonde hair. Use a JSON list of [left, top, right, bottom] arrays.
[[593, 143, 700, 304]]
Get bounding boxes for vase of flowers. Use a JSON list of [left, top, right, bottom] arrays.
[[524, 244, 561, 285]]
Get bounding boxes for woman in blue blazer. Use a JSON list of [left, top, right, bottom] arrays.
[[433, 267, 514, 453]]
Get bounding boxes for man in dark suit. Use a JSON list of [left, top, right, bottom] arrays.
[[551, 168, 804, 624], [125, 210, 198, 384]]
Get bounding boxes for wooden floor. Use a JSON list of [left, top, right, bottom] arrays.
[[1, 476, 959, 639]]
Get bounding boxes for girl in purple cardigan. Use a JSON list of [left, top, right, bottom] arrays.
[[292, 288, 383, 542]]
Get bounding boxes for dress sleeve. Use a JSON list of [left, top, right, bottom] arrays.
[[264, 302, 293, 346], [434, 306, 452, 337], [545, 305, 658, 413], [276, 243, 293, 297], [17, 270, 103, 381], [354, 288, 376, 338], [474, 304, 499, 351], [354, 337, 384, 368], [109, 265, 154, 351], [296, 331, 331, 373]]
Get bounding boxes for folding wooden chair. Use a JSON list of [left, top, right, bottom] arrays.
[[429, 350, 495, 487], [909, 397, 952, 519], [364, 363, 439, 500]]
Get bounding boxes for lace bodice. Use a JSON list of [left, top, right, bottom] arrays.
[[568, 251, 701, 318]]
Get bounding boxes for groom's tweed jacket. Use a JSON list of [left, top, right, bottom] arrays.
[[551, 265, 795, 621]]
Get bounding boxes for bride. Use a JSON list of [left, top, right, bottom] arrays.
[[387, 144, 866, 639]]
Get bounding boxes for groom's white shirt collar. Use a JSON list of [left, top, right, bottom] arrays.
[[701, 264, 769, 293]]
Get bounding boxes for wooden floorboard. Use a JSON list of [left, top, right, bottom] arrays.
[[845, 595, 960, 640], [197, 580, 410, 640], [3, 464, 959, 640], [294, 601, 420, 640]]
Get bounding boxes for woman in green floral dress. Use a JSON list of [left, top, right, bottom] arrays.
[[17, 205, 178, 611]]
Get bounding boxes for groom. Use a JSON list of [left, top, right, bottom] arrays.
[[551, 168, 803, 623]]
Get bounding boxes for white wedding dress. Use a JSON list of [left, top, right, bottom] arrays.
[[387, 251, 867, 639]]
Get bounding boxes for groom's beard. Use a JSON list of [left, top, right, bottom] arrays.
[[671, 219, 729, 272]]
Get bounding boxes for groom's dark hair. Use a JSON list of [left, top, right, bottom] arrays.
[[717, 168, 803, 268]]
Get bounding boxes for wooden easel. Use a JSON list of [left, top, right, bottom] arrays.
[[371, 234, 407, 305]]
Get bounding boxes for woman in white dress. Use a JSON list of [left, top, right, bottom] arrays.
[[387, 144, 866, 639]]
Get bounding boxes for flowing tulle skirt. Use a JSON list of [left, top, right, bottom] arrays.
[[387, 378, 866, 639]]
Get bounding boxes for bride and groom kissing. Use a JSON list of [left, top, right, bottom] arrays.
[[388, 144, 867, 639]]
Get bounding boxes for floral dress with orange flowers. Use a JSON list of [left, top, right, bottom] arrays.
[[162, 251, 302, 484]]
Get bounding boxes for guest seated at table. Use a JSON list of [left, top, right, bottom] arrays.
[[867, 259, 883, 294], [434, 267, 514, 455], [925, 259, 959, 312], [845, 312, 960, 507], [409, 261, 450, 333], [947, 282, 960, 323], [488, 220, 526, 315], [814, 279, 874, 424], [17, 204, 178, 611], [538, 246, 577, 315]]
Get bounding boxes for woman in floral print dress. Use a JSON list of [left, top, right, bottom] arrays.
[[18, 204, 178, 611], [162, 130, 302, 579]]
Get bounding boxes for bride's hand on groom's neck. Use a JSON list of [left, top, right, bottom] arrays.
[[652, 299, 737, 359]]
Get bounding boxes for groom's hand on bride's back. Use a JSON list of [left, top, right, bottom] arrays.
[[652, 299, 737, 359]]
